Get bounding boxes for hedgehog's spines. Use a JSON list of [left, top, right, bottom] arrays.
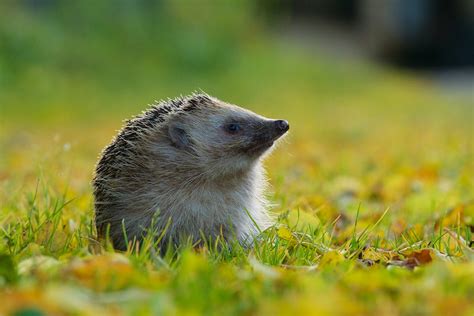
[[118, 93, 206, 135]]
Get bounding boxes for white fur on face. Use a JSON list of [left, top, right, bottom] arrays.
[[179, 103, 277, 176]]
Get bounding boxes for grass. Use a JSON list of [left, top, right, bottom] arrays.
[[1, 3, 474, 315]]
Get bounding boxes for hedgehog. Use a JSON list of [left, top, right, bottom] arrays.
[[93, 93, 289, 250]]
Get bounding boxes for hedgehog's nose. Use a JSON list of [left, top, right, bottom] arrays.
[[275, 120, 289, 133]]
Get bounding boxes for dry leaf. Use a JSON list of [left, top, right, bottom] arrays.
[[389, 249, 434, 269]]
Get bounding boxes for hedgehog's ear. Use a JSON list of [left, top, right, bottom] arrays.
[[168, 122, 190, 149]]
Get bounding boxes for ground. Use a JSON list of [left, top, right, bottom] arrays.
[[1, 14, 473, 315]]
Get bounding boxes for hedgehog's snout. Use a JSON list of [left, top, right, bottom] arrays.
[[270, 119, 289, 140], [274, 120, 289, 135]]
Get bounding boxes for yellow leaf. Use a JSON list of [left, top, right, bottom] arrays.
[[65, 254, 134, 291], [362, 248, 389, 262], [285, 209, 320, 231], [319, 250, 345, 267], [18, 256, 61, 276], [277, 226, 294, 241]]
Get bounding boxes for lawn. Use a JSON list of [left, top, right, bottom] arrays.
[[1, 2, 473, 315]]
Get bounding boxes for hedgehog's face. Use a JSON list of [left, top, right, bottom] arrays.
[[167, 103, 289, 175]]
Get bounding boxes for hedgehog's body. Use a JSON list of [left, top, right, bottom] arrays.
[[93, 94, 289, 250]]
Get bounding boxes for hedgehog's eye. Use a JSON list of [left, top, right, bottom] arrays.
[[225, 123, 241, 134]]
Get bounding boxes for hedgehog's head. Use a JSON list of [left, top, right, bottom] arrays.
[[166, 95, 289, 176]]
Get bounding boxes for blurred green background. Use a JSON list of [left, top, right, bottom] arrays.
[[0, 1, 271, 123]]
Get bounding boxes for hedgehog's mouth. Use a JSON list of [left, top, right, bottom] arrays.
[[255, 140, 275, 151], [245, 143, 272, 156], [242, 137, 274, 156]]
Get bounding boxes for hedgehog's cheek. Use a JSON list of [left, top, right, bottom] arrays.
[[238, 131, 273, 155]]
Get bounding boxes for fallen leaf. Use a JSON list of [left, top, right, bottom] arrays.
[[64, 254, 135, 291], [284, 209, 321, 231], [18, 256, 61, 277], [277, 226, 294, 242], [319, 250, 345, 268], [389, 249, 434, 269], [361, 247, 395, 263]]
